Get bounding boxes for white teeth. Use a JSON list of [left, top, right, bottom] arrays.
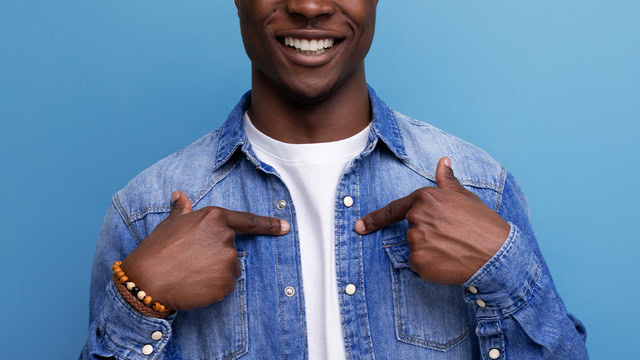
[[283, 36, 337, 54]]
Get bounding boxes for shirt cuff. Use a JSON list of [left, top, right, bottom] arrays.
[[463, 222, 543, 318], [97, 279, 177, 359]]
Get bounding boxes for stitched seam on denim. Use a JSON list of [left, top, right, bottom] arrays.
[[215, 129, 243, 172], [398, 329, 471, 351], [268, 180, 287, 360], [475, 262, 543, 320], [100, 319, 157, 360], [222, 258, 249, 360], [467, 224, 518, 287], [400, 158, 503, 193], [111, 196, 144, 244], [355, 163, 376, 359], [388, 259, 471, 351], [122, 156, 241, 225], [493, 167, 507, 212], [398, 113, 505, 192], [386, 106, 408, 158], [109, 280, 172, 331], [334, 179, 354, 360]]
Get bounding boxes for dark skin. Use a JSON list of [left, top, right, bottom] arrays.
[[121, 0, 510, 312]]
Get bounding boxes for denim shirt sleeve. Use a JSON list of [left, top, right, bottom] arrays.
[[463, 172, 588, 359], [79, 200, 177, 360]]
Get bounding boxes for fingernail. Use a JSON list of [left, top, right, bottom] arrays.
[[171, 191, 180, 203], [355, 220, 366, 233], [444, 157, 452, 168], [280, 220, 290, 233]]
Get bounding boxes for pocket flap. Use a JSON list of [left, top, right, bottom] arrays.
[[382, 236, 411, 269]]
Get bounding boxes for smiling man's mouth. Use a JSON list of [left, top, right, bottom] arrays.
[[279, 36, 341, 56]]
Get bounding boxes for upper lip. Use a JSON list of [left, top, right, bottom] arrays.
[[274, 29, 345, 40]]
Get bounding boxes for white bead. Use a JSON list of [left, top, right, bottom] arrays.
[[126, 282, 135, 291], [141, 344, 154, 355], [489, 348, 501, 359], [137, 290, 147, 301]]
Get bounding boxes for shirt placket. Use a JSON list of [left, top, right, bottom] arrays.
[[334, 161, 375, 360]]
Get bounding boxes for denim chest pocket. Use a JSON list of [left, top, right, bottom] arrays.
[[171, 251, 249, 360], [382, 236, 472, 352]]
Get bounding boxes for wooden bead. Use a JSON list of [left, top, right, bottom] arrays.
[[143, 295, 152, 305], [159, 304, 166, 312], [114, 261, 122, 266], [112, 267, 122, 274], [115, 271, 125, 278], [119, 276, 129, 283], [152, 302, 161, 311]]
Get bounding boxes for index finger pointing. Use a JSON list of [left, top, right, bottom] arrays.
[[224, 209, 290, 236], [355, 195, 414, 234]]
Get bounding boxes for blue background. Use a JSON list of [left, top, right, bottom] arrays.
[[1, 1, 638, 358]]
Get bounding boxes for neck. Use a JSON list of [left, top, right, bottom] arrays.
[[248, 66, 371, 144]]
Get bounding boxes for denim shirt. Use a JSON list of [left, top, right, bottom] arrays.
[[80, 86, 588, 360]]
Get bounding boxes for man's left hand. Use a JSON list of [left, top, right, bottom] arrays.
[[355, 157, 510, 285]]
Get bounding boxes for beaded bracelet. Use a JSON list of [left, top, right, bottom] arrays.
[[112, 261, 171, 317]]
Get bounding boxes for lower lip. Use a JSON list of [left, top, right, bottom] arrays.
[[277, 39, 342, 68]]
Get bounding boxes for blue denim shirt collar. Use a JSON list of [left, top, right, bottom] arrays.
[[214, 85, 408, 171]]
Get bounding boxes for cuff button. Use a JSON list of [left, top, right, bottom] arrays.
[[489, 348, 501, 359], [151, 331, 163, 341], [476, 299, 487, 308], [468, 285, 478, 294], [142, 344, 154, 356]]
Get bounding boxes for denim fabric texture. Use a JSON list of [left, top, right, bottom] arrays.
[[80, 86, 588, 360]]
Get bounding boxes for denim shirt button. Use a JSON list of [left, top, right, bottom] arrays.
[[345, 283, 357, 295], [488, 348, 501, 359], [476, 299, 487, 308], [151, 331, 163, 341], [276, 200, 287, 210], [284, 286, 295, 297], [141, 344, 154, 355], [468, 285, 479, 294], [343, 196, 354, 207]]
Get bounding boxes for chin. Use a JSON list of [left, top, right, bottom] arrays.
[[279, 76, 342, 105]]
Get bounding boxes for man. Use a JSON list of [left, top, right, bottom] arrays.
[[81, 1, 588, 359]]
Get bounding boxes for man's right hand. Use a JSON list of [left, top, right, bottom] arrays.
[[120, 191, 290, 311]]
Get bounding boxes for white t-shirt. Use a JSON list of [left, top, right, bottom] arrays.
[[243, 112, 371, 360]]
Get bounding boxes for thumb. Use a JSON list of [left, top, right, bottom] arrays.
[[435, 157, 464, 192], [169, 190, 193, 217]]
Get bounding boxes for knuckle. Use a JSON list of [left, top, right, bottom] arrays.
[[384, 203, 395, 220], [416, 188, 433, 201], [406, 228, 422, 248], [245, 213, 258, 230], [405, 209, 420, 224], [207, 206, 224, 219]]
